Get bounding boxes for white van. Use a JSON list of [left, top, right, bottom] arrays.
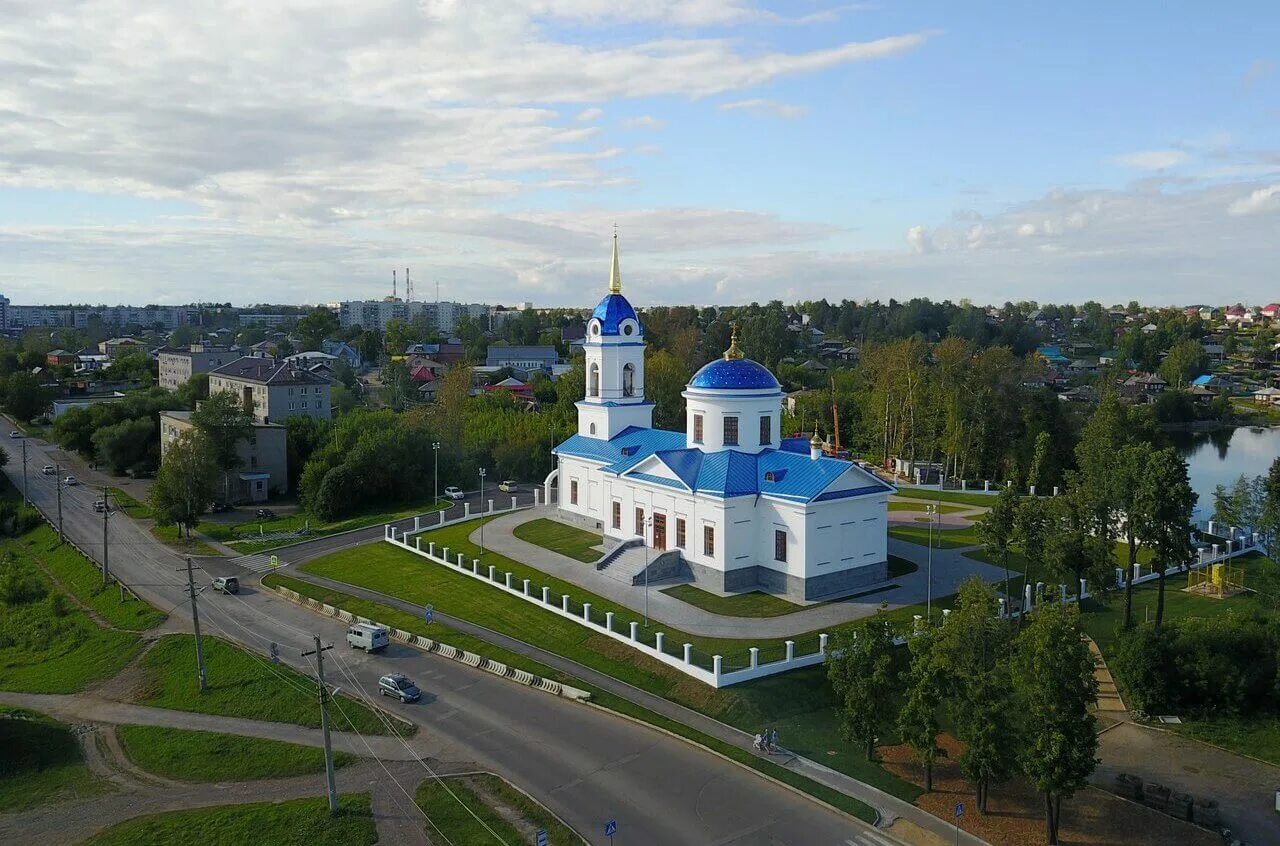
[[346, 623, 389, 652]]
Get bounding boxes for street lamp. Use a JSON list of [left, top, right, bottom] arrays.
[[432, 442, 440, 507], [643, 515, 653, 628], [478, 468, 487, 553], [926, 503, 937, 623]]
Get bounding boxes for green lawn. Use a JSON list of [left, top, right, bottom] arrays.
[[1173, 715, 1280, 767], [659, 584, 809, 618], [150, 524, 222, 556], [107, 487, 152, 519], [512, 517, 603, 563], [890, 489, 1001, 507], [17, 525, 166, 630], [265, 573, 889, 816], [416, 774, 578, 845], [116, 725, 355, 782], [887, 500, 969, 514], [85, 794, 377, 846], [0, 706, 108, 812], [888, 522, 982, 549], [220, 498, 449, 553], [135, 635, 413, 737]]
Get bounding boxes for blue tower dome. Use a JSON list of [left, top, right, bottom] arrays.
[[689, 357, 780, 391], [590, 293, 641, 336]]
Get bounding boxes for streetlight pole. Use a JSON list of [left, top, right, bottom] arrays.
[[432, 442, 440, 507], [20, 438, 28, 505], [926, 503, 936, 623], [478, 468, 486, 553], [643, 515, 652, 628]]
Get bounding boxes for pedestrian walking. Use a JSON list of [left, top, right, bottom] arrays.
[[770, 728, 780, 751], [752, 733, 763, 751], [762, 727, 772, 751]]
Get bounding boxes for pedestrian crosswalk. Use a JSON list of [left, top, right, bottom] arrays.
[[231, 553, 282, 573], [845, 829, 900, 846]]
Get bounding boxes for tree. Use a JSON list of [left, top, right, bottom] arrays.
[[826, 618, 897, 760], [1014, 603, 1099, 845], [897, 622, 943, 791], [296, 309, 339, 352], [1259, 457, 1280, 552], [191, 390, 253, 501], [1045, 474, 1114, 609], [379, 360, 416, 410], [3, 372, 49, 422], [1158, 338, 1208, 389], [645, 350, 691, 430], [92, 418, 157, 474], [1114, 442, 1153, 629], [149, 431, 219, 537], [174, 373, 210, 409], [978, 485, 1020, 614], [1014, 496, 1050, 622], [1133, 447, 1195, 627], [102, 347, 155, 384]]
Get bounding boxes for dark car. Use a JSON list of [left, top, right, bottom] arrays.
[[210, 501, 231, 513], [255, 508, 276, 519], [378, 673, 421, 703]]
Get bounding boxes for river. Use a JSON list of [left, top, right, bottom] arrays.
[[1167, 426, 1280, 520]]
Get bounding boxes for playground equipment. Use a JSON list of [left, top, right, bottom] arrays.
[[1186, 562, 1247, 599]]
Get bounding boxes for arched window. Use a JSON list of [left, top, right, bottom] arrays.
[[589, 422, 597, 434], [622, 363, 635, 397], [588, 363, 600, 397]]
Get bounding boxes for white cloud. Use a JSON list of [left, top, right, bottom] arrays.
[[1228, 184, 1280, 216], [622, 115, 666, 129], [1112, 150, 1192, 170], [576, 107, 604, 121], [905, 225, 930, 254], [718, 98, 809, 119]]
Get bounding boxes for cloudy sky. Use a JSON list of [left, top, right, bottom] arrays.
[[1, 1, 1278, 308]]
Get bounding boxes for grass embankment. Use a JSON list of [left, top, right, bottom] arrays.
[[135, 634, 413, 737], [891, 489, 1001, 507], [210, 498, 449, 554], [85, 794, 377, 846], [116, 725, 356, 782], [265, 572, 885, 819], [660, 584, 809, 617], [417, 774, 581, 845], [887, 500, 969, 514], [150, 524, 221, 556], [107, 487, 151, 519], [889, 522, 983, 549], [512, 517, 602, 563], [0, 706, 108, 812], [289, 534, 920, 805]]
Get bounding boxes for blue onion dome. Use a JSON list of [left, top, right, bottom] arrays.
[[590, 293, 642, 336], [688, 323, 780, 390]]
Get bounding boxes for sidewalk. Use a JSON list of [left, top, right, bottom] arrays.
[[465, 507, 1006, 638]]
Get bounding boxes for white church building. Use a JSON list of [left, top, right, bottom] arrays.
[[550, 237, 893, 601]]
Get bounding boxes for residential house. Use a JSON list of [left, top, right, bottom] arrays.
[[1253, 387, 1280, 406], [1224, 306, 1255, 325], [99, 337, 145, 358], [320, 340, 363, 369], [1098, 349, 1122, 366], [1121, 373, 1167, 402], [1068, 359, 1099, 375], [1202, 342, 1226, 362], [46, 349, 76, 366], [1262, 304, 1280, 322], [485, 345, 558, 375], [1140, 323, 1159, 334], [1190, 374, 1233, 393], [835, 346, 860, 363], [404, 341, 466, 366], [159, 410, 285, 502], [1035, 344, 1071, 367], [208, 357, 332, 424], [1199, 306, 1220, 321], [1059, 385, 1099, 404]]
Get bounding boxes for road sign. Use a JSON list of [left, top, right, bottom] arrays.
[[425, 604, 434, 623], [954, 802, 964, 818], [535, 830, 547, 846], [269, 554, 279, 569], [604, 819, 617, 837]]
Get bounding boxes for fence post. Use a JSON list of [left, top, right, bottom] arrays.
[[429, 541, 435, 557], [819, 633, 829, 655], [488, 499, 494, 514], [464, 502, 470, 517], [440, 511, 445, 525], [583, 602, 592, 622], [749, 647, 759, 669], [488, 565, 496, 581], [416, 537, 421, 551], [511, 496, 517, 511], [1029, 485, 1036, 497], [1024, 583, 1033, 611], [390, 527, 398, 540], [562, 594, 570, 613], [655, 632, 665, 653], [683, 643, 692, 663], [713, 655, 723, 679], [542, 586, 550, 604], [605, 611, 614, 632], [997, 599, 1005, 618], [414, 516, 421, 532], [629, 621, 638, 641], [505, 572, 512, 589], [457, 553, 465, 568], [535, 488, 542, 506], [785, 640, 795, 662], [472, 558, 479, 573], [961, 479, 967, 491], [442, 546, 449, 562], [943, 608, 952, 622], [1079, 578, 1087, 600], [984, 480, 990, 492], [522, 579, 530, 596]]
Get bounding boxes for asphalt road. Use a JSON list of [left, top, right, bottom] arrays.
[[1, 424, 892, 846]]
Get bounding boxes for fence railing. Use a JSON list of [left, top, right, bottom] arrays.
[[383, 520, 830, 688]]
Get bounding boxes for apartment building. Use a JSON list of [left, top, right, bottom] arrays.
[[338, 299, 488, 333], [157, 345, 239, 390], [208, 356, 332, 424]]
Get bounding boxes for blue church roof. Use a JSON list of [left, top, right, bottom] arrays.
[[590, 293, 641, 336], [688, 357, 780, 391], [553, 426, 893, 503]]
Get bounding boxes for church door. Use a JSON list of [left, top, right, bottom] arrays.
[[652, 513, 667, 551]]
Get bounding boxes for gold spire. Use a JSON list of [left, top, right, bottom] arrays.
[[608, 228, 622, 294], [809, 429, 823, 447], [724, 321, 744, 360]]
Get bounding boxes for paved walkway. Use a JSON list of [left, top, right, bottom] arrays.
[[284, 570, 987, 845], [463, 507, 1006, 638], [1088, 637, 1128, 721]]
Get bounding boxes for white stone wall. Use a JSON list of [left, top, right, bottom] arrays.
[[683, 387, 781, 454]]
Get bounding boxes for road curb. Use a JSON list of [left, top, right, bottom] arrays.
[[268, 583, 594, 704]]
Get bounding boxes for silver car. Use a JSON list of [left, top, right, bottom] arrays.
[[378, 673, 421, 703]]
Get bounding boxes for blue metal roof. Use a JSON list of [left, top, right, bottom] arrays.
[[688, 357, 780, 391], [553, 426, 893, 503], [590, 293, 642, 336]]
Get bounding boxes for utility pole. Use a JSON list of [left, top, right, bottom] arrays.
[[432, 442, 440, 507], [101, 486, 110, 586], [478, 467, 486, 553], [182, 556, 207, 692], [302, 635, 339, 814], [55, 462, 63, 542], [20, 438, 28, 504]]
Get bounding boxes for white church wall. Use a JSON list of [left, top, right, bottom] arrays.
[[683, 390, 781, 454]]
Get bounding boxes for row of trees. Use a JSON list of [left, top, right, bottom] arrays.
[[828, 580, 1098, 845]]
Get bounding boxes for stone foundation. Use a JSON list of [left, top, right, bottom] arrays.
[[687, 556, 888, 602]]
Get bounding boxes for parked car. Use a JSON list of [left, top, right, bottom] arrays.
[[92, 500, 107, 513], [498, 480, 518, 492], [210, 501, 231, 513], [63, 476, 78, 486], [255, 508, 276, 519], [41, 465, 55, 475], [443, 486, 465, 501], [378, 673, 421, 703], [346, 623, 389, 652], [8, 430, 22, 439], [212, 576, 240, 594]]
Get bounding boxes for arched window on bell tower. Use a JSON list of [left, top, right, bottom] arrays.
[[622, 363, 635, 397], [588, 363, 600, 397]]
